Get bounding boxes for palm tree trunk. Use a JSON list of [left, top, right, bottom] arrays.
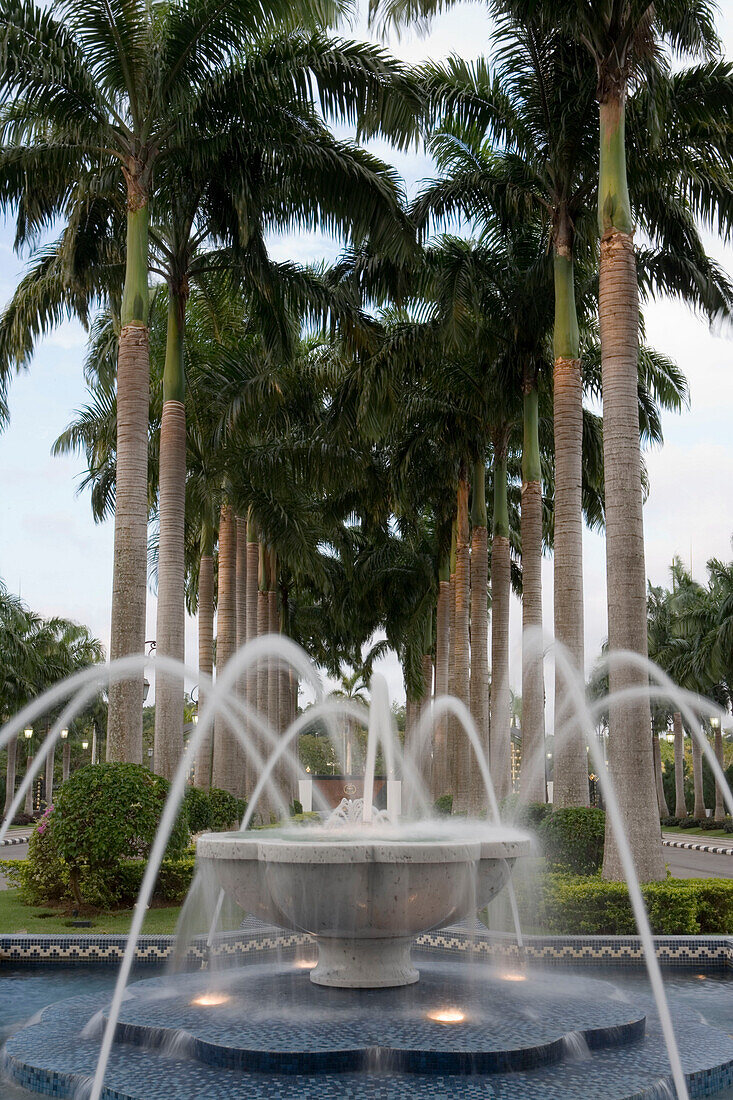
[[447, 517, 457, 801], [673, 712, 687, 818], [431, 556, 450, 801], [598, 89, 664, 882], [653, 730, 669, 818], [519, 374, 546, 803], [194, 521, 214, 789], [4, 735, 17, 818], [279, 585, 291, 736], [244, 517, 259, 798], [419, 612, 434, 791], [266, 551, 284, 810], [268, 550, 279, 734], [452, 473, 471, 811], [490, 443, 512, 803], [212, 503, 237, 793], [230, 514, 248, 798], [714, 724, 726, 823], [107, 198, 149, 765], [236, 516, 247, 653], [257, 543, 269, 714], [469, 457, 489, 813], [692, 729, 706, 820], [62, 740, 71, 784], [552, 222, 589, 809], [154, 291, 186, 781]]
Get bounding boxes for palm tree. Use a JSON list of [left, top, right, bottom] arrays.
[[0, 0, 422, 764], [0, 583, 103, 816], [548, 0, 723, 881]]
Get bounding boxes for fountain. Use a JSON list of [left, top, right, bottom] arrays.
[[197, 818, 529, 987], [1, 635, 733, 1100]]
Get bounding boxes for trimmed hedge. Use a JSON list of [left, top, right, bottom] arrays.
[[116, 855, 196, 905], [515, 873, 733, 935], [538, 807, 605, 875]]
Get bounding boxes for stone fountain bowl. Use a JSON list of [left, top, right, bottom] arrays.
[[197, 822, 531, 988]]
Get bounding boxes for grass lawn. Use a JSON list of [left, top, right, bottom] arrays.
[[0, 889, 181, 934], [662, 825, 732, 840]]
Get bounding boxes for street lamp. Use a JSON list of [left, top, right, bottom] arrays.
[[711, 717, 720, 730], [23, 728, 34, 816], [143, 678, 150, 703], [60, 728, 71, 783], [81, 739, 89, 751]]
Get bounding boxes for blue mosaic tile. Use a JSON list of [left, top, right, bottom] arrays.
[[104, 964, 646, 1075], [4, 956, 733, 1099]]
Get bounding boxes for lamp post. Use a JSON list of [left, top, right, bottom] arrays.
[[23, 727, 34, 816], [60, 728, 70, 783], [44, 725, 56, 807], [711, 716, 726, 823]]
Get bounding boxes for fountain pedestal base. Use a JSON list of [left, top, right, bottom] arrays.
[[311, 936, 418, 988]]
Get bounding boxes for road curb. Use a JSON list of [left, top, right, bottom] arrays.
[[0, 835, 30, 848], [663, 838, 733, 856]]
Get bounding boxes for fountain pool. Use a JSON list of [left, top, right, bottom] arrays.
[[1, 636, 732, 1099]]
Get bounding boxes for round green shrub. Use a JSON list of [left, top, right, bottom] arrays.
[[184, 786, 213, 834], [208, 787, 246, 831], [538, 806, 605, 875], [434, 794, 453, 816], [51, 763, 189, 907]]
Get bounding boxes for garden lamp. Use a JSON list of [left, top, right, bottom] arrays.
[[143, 677, 150, 703], [60, 728, 68, 740], [81, 739, 89, 750], [24, 727, 33, 739]]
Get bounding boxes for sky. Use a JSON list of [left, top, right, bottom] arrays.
[[0, 1, 731, 721]]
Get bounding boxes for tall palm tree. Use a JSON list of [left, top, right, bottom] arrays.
[[546, 0, 723, 881], [0, 0, 421, 764]]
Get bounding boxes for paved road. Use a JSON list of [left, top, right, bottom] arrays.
[[663, 844, 732, 879], [0, 842, 28, 889]]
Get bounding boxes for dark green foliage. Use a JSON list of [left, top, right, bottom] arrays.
[[116, 856, 196, 906], [184, 786, 214, 834], [48, 764, 188, 907], [679, 816, 706, 829], [516, 874, 733, 935], [208, 788, 247, 831], [53, 764, 189, 867], [502, 797, 552, 831], [539, 807, 605, 875], [661, 816, 681, 827], [434, 794, 453, 815]]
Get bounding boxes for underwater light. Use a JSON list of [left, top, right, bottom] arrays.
[[294, 959, 317, 970], [191, 993, 230, 1007], [500, 972, 527, 982], [427, 1008, 465, 1024]]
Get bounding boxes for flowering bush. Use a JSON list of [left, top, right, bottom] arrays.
[[4, 807, 69, 905]]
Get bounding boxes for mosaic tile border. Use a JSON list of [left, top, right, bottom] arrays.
[[1, 927, 731, 970]]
